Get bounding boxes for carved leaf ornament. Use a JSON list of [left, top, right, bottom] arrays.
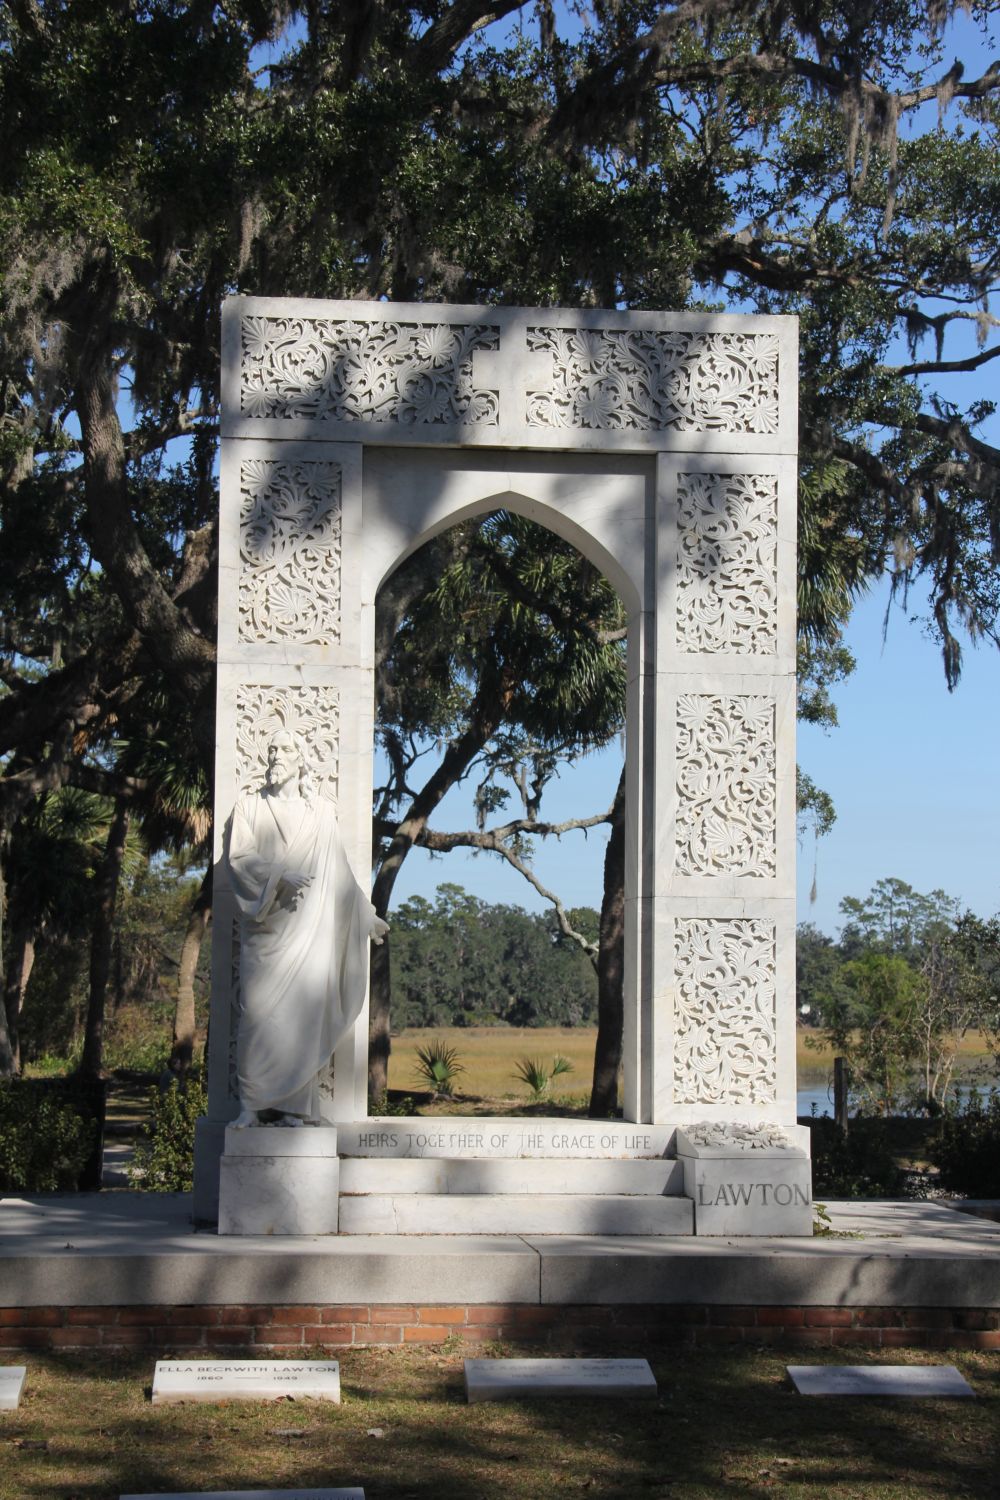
[[526, 328, 779, 433], [239, 458, 343, 644], [674, 918, 777, 1104], [676, 472, 778, 653], [241, 316, 500, 425], [675, 695, 776, 877]]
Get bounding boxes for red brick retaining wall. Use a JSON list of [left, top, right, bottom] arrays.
[[2, 1304, 999, 1352]]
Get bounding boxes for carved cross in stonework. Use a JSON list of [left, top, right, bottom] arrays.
[[472, 336, 553, 424]]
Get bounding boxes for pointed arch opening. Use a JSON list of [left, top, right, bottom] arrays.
[[369, 491, 633, 1122]]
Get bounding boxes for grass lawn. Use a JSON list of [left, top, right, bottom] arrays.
[[2, 1345, 997, 1499], [389, 1027, 598, 1109], [386, 1026, 998, 1105]]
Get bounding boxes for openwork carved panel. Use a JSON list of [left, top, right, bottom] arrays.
[[674, 918, 777, 1104], [525, 327, 779, 433], [676, 472, 778, 653], [675, 695, 776, 877], [239, 458, 343, 644], [241, 316, 500, 426], [235, 684, 340, 800]]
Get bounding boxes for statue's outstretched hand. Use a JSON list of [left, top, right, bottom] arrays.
[[370, 915, 390, 945]]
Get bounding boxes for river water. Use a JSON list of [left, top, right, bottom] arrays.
[[796, 1082, 998, 1118]]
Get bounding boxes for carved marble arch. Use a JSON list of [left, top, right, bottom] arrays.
[[373, 485, 643, 619], [213, 299, 798, 1143]]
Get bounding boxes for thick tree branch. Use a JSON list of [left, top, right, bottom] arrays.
[[416, 820, 612, 965], [546, 26, 1000, 144], [67, 763, 149, 801], [124, 409, 216, 462], [0, 629, 141, 762], [829, 435, 909, 505], [875, 408, 1000, 475], [882, 344, 1000, 378], [68, 262, 216, 764], [413, 0, 526, 74]]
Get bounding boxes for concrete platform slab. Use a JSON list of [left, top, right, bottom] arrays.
[[339, 1157, 684, 1196], [338, 1193, 693, 1236], [1, 1194, 998, 1311]]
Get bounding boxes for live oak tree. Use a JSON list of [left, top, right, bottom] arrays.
[[3, 2, 1000, 1090]]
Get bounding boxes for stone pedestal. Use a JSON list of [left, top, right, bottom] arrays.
[[218, 1126, 340, 1236], [676, 1123, 812, 1236]]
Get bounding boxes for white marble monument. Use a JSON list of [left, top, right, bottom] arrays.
[[195, 299, 807, 1237]]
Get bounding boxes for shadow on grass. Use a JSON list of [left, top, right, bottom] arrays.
[[1, 1345, 997, 1500]]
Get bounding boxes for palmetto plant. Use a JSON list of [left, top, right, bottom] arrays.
[[412, 1040, 465, 1098], [514, 1054, 573, 1103]]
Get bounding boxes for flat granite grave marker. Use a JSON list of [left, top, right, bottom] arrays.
[[151, 1361, 341, 1406], [0, 1366, 26, 1410], [464, 1357, 657, 1403], [121, 1490, 363, 1499], [788, 1365, 975, 1398]]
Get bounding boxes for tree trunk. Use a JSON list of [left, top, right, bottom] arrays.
[[2, 925, 36, 1075], [79, 796, 130, 1080], [0, 981, 15, 1079], [72, 270, 216, 773], [367, 688, 505, 1105], [589, 765, 626, 1118], [834, 1055, 849, 1137], [167, 864, 212, 1080]]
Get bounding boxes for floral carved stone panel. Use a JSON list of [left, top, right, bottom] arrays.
[[239, 457, 343, 644], [525, 327, 779, 433], [235, 684, 340, 800], [676, 472, 778, 653], [675, 695, 776, 877], [241, 316, 500, 426], [674, 918, 777, 1104]]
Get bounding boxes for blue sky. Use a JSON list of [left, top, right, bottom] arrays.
[[383, 585, 1000, 937], [797, 585, 1000, 934]]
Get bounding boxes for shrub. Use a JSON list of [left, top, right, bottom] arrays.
[[129, 1072, 207, 1192], [411, 1041, 464, 1098], [931, 1089, 1000, 1197], [513, 1054, 574, 1102], [807, 1113, 912, 1198], [0, 1079, 99, 1191]]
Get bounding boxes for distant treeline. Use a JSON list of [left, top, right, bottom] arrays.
[[389, 883, 598, 1030], [796, 877, 1000, 1112]]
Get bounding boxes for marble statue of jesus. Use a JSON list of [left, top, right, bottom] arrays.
[[225, 729, 388, 1127]]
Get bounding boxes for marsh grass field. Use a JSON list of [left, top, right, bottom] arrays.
[[2, 1346, 998, 1500], [384, 1026, 997, 1111]]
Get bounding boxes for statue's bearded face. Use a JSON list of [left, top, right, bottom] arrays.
[[266, 732, 301, 788]]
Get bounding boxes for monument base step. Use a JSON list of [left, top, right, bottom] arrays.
[[337, 1193, 694, 1235], [339, 1156, 684, 1197]]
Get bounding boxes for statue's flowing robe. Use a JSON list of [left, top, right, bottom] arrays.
[[226, 789, 375, 1118]]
